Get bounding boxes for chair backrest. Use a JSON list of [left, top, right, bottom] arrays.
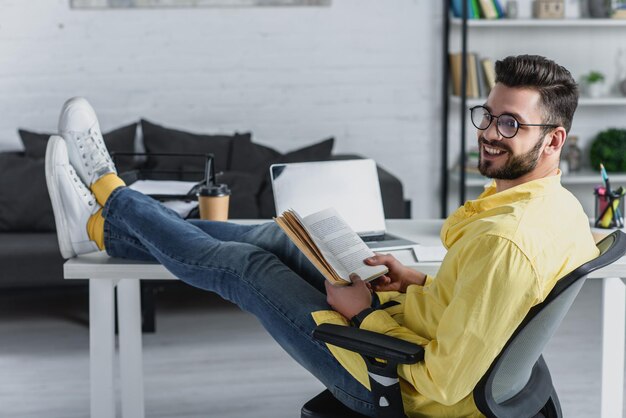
[[473, 231, 626, 418]]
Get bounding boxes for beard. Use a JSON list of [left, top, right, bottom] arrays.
[[478, 136, 544, 180]]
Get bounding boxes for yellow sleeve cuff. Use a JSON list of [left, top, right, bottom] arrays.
[[360, 309, 404, 334]]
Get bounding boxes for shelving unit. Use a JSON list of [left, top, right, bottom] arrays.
[[450, 169, 626, 187], [450, 17, 626, 27], [450, 95, 626, 106], [441, 4, 626, 217]]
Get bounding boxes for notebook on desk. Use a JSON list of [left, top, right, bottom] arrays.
[[270, 159, 417, 251]]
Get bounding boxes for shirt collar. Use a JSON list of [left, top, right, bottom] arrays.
[[441, 172, 563, 247], [464, 172, 563, 214]]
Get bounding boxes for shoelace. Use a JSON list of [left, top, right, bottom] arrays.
[[68, 166, 95, 207], [76, 127, 114, 179]]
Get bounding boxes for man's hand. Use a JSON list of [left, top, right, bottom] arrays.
[[365, 253, 426, 293], [325, 274, 373, 320]]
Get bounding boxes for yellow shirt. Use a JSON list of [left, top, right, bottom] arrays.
[[312, 173, 598, 417]]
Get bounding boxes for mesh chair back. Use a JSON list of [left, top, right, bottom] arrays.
[[491, 278, 584, 403], [474, 231, 626, 418]]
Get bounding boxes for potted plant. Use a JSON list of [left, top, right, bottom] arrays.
[[589, 128, 626, 172], [582, 70, 606, 98]]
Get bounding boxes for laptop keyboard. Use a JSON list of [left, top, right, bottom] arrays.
[[362, 233, 397, 242]]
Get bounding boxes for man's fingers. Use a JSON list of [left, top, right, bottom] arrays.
[[365, 253, 398, 267]]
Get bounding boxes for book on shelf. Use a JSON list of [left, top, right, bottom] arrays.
[[478, 0, 498, 18], [468, 53, 480, 98], [464, 148, 481, 175], [613, 9, 626, 18], [450, 52, 477, 97], [450, 0, 504, 19], [611, 0, 626, 17], [450, 52, 493, 99], [274, 208, 388, 286], [475, 55, 487, 98], [451, 162, 485, 178], [471, 0, 482, 17], [481, 58, 496, 92], [451, 0, 479, 18], [492, 0, 505, 17]]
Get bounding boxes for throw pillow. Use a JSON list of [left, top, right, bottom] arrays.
[[229, 136, 281, 174], [141, 119, 251, 175], [18, 123, 138, 173], [0, 152, 55, 232], [216, 171, 264, 219]]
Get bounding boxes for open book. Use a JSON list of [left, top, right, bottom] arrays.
[[274, 208, 389, 286]]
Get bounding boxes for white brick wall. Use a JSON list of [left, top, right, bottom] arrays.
[[0, 0, 443, 217]]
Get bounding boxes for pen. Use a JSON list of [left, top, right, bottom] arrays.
[[615, 186, 626, 228], [600, 163, 611, 195]]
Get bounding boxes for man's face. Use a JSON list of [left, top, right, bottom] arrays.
[[477, 84, 548, 180]]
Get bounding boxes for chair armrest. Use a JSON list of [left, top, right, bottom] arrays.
[[313, 323, 424, 364]]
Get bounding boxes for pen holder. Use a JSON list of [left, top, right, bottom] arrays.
[[594, 191, 625, 229]]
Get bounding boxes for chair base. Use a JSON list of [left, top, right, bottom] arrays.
[[301, 390, 370, 418]]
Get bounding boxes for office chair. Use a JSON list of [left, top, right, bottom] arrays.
[[302, 231, 626, 418]]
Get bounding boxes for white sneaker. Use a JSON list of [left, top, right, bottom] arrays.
[[45, 135, 101, 259], [58, 97, 116, 187]]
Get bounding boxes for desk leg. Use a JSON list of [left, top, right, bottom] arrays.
[[117, 279, 145, 418], [601, 277, 625, 418], [90, 279, 116, 418]]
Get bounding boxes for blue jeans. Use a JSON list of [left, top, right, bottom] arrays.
[[102, 187, 376, 416]]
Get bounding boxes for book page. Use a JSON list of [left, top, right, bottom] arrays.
[[300, 208, 387, 282]]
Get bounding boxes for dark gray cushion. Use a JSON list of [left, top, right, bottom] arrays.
[[141, 119, 250, 174], [0, 232, 67, 288], [18, 123, 138, 173], [0, 153, 55, 232], [217, 171, 264, 219], [229, 136, 281, 174]]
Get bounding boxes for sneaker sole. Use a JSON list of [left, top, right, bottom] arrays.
[[45, 136, 76, 259]]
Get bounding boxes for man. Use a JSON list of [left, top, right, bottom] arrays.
[[46, 55, 597, 417]]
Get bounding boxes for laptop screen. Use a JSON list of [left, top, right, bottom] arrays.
[[270, 159, 386, 236]]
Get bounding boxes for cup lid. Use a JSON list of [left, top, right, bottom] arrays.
[[197, 183, 230, 197]]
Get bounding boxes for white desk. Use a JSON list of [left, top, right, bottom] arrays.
[[64, 219, 626, 418]]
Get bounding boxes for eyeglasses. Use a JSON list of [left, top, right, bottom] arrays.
[[469, 105, 559, 139]]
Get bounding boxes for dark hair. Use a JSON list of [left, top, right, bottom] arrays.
[[495, 54, 578, 134]]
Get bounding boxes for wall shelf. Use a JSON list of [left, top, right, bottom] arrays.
[[450, 95, 626, 107], [451, 169, 626, 187], [450, 18, 626, 28]]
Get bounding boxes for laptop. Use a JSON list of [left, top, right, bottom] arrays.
[[270, 159, 416, 251]]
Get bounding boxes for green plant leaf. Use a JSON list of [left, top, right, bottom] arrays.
[[589, 129, 626, 172], [583, 71, 605, 84]]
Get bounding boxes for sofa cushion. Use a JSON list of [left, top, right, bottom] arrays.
[[229, 137, 281, 174], [218, 171, 264, 219], [230, 136, 334, 176], [141, 119, 250, 175], [18, 123, 138, 173], [0, 232, 66, 288], [0, 153, 55, 232]]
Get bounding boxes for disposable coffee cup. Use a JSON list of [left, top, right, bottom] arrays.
[[197, 184, 230, 221]]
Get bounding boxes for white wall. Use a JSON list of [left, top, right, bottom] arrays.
[[0, 0, 444, 218]]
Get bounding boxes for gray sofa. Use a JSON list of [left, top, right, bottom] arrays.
[[0, 155, 407, 289], [0, 120, 409, 330]]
